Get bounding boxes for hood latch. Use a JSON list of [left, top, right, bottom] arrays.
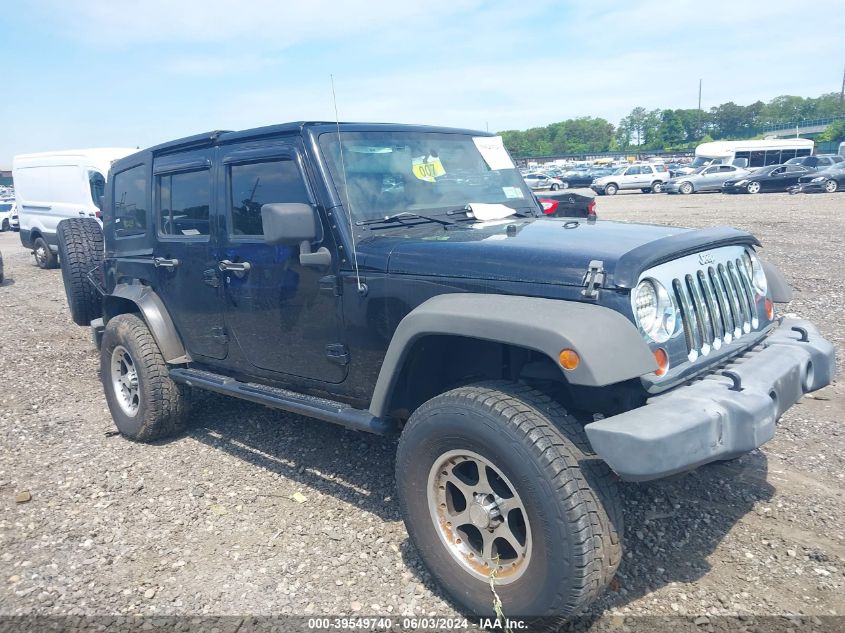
[[582, 260, 606, 299]]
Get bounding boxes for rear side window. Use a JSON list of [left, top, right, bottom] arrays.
[[112, 165, 148, 237], [229, 160, 309, 237], [158, 170, 211, 237]]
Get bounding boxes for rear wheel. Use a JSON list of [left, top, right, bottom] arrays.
[[604, 183, 618, 196], [824, 179, 838, 193], [396, 381, 622, 622], [56, 218, 104, 326], [101, 313, 191, 441], [650, 181, 664, 193], [33, 236, 58, 269], [746, 181, 761, 194], [679, 181, 694, 195], [1, 219, 8, 232]]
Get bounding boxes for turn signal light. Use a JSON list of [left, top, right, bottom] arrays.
[[559, 349, 580, 370], [765, 298, 774, 320], [654, 348, 669, 377]]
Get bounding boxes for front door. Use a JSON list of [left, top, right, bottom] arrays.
[[152, 149, 227, 360], [217, 141, 346, 384]]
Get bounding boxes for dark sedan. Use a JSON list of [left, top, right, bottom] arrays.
[[722, 164, 812, 194], [556, 169, 595, 188], [788, 165, 845, 194]]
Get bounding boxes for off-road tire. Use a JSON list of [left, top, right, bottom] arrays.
[[101, 313, 191, 441], [57, 218, 104, 326], [604, 183, 618, 196], [33, 236, 58, 269], [395, 381, 622, 622]]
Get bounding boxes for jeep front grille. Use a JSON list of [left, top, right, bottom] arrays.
[[672, 257, 758, 360]]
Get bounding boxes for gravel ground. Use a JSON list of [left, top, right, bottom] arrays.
[[0, 190, 843, 632]]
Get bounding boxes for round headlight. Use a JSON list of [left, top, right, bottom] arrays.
[[633, 279, 677, 343], [744, 250, 768, 296]]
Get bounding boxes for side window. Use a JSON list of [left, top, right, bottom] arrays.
[[719, 166, 735, 172], [229, 159, 309, 237], [625, 166, 639, 175], [112, 165, 147, 237], [157, 170, 211, 237], [88, 170, 105, 209]]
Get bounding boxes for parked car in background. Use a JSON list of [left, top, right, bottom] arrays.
[[555, 169, 595, 188], [523, 172, 564, 190], [13, 147, 135, 268], [784, 154, 844, 169], [0, 200, 16, 231], [788, 165, 845, 194], [664, 164, 750, 195], [536, 191, 596, 217], [722, 164, 812, 194], [590, 162, 670, 195]]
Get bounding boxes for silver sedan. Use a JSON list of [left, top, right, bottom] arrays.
[[664, 164, 750, 194], [522, 173, 564, 191]]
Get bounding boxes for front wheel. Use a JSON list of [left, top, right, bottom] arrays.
[[824, 179, 838, 193], [33, 237, 58, 269], [396, 382, 622, 622], [101, 313, 191, 441], [550, 183, 560, 191], [746, 181, 761, 194], [1, 219, 8, 232], [679, 181, 694, 195], [604, 183, 618, 196], [560, 181, 570, 189]]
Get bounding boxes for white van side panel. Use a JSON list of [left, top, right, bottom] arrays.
[[13, 147, 135, 251]]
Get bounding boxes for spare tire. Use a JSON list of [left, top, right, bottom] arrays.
[[57, 218, 104, 326]]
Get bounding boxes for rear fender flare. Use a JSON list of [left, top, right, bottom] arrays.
[[368, 293, 656, 418], [105, 284, 189, 364]]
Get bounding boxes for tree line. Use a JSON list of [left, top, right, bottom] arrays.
[[500, 93, 845, 157]]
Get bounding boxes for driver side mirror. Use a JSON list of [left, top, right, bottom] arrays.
[[261, 203, 332, 268]]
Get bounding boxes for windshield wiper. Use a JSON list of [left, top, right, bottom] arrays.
[[355, 211, 456, 228]]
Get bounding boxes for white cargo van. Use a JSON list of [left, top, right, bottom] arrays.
[[13, 148, 135, 268]]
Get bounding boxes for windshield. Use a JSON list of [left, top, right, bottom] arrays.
[[318, 131, 538, 223], [611, 166, 628, 175], [690, 157, 716, 168]]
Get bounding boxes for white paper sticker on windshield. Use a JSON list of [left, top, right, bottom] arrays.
[[502, 186, 524, 199], [467, 202, 517, 221], [473, 136, 515, 170]]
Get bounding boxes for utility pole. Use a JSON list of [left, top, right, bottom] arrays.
[[697, 79, 703, 137], [839, 64, 844, 114]]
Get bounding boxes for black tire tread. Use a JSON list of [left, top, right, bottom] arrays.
[[398, 380, 623, 621], [102, 314, 190, 441], [56, 218, 104, 326]]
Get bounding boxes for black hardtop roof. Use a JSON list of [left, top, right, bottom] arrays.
[[113, 122, 493, 170]]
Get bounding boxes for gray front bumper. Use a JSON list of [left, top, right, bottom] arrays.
[[585, 318, 836, 481]]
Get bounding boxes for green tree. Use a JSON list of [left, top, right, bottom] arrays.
[[817, 120, 845, 143]]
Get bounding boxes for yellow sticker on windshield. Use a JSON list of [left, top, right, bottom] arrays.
[[412, 156, 446, 182]]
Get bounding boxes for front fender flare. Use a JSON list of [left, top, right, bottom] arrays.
[[106, 284, 189, 364], [368, 293, 656, 418]]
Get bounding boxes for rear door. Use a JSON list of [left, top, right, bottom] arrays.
[[151, 149, 227, 360], [217, 140, 347, 384]]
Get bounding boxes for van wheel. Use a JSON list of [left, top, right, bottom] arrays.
[[57, 218, 105, 326], [604, 183, 618, 196], [33, 237, 58, 269], [396, 381, 622, 621], [101, 313, 191, 441]]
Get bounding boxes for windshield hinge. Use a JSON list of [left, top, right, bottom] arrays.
[[581, 260, 606, 299]]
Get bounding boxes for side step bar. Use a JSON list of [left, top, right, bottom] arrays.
[[170, 368, 397, 435]]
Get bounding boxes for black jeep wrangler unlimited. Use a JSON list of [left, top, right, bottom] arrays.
[[56, 122, 834, 622]]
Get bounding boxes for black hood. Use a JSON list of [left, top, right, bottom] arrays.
[[355, 217, 758, 289]]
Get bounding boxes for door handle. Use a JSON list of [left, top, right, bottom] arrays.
[[219, 260, 251, 278], [153, 257, 180, 269]]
